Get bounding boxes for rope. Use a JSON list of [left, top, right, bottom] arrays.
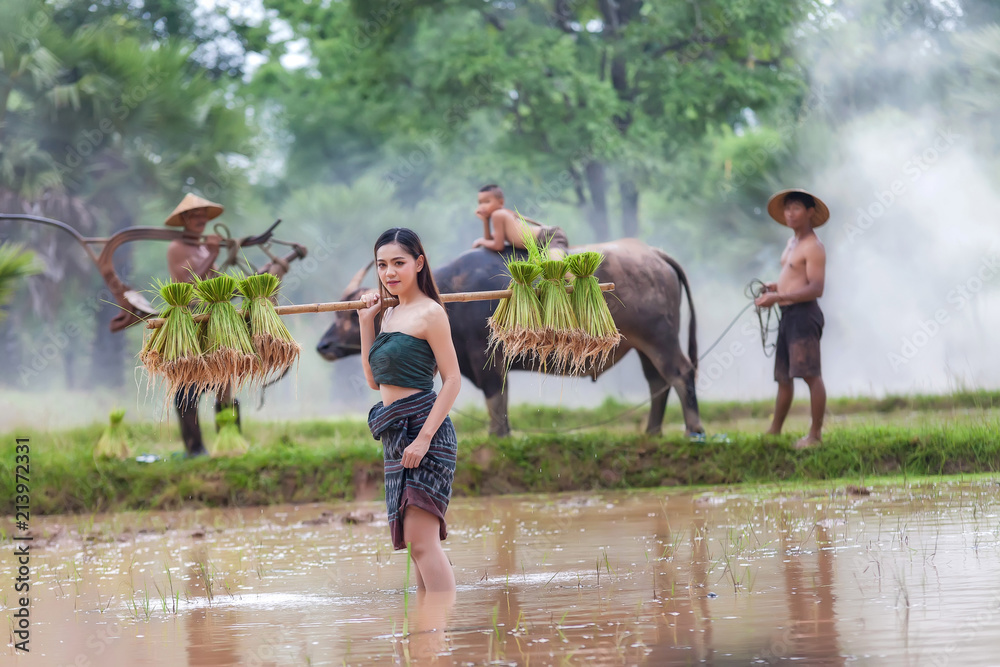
[[450, 279, 781, 434]]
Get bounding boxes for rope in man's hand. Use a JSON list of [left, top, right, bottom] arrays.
[[745, 278, 780, 358]]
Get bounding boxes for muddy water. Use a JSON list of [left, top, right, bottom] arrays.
[[6, 479, 1000, 666]]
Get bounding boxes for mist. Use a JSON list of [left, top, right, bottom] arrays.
[[2, 1, 998, 433]]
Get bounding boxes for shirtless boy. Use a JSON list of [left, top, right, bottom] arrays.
[[754, 189, 829, 449], [472, 184, 568, 259]]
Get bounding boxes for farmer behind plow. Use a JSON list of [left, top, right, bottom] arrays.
[[166, 193, 289, 456]]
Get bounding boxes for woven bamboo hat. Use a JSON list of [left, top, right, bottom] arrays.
[[767, 189, 830, 227], [164, 193, 224, 227]]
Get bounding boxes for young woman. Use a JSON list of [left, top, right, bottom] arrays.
[[359, 228, 461, 592]]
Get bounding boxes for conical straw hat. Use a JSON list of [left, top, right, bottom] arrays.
[[165, 193, 224, 227], [766, 189, 830, 227]]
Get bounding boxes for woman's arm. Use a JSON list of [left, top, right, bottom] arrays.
[[358, 294, 384, 390], [400, 305, 462, 469]]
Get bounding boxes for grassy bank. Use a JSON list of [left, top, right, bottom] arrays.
[[2, 391, 998, 515]]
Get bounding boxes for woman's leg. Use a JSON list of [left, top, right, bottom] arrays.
[[403, 506, 455, 592]]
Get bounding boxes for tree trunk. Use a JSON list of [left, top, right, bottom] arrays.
[[584, 160, 609, 240], [620, 176, 639, 237]]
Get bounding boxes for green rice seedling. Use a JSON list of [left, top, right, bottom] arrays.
[[211, 406, 249, 457], [140, 280, 206, 392], [237, 273, 300, 385], [517, 215, 549, 266], [194, 273, 258, 393], [94, 408, 130, 459], [537, 259, 580, 372], [565, 251, 620, 373], [487, 259, 544, 369]]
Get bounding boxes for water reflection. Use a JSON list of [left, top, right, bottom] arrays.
[[6, 481, 1000, 665], [773, 525, 844, 665], [408, 590, 456, 664]]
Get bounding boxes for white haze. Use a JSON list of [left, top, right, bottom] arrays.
[[5, 10, 999, 432]]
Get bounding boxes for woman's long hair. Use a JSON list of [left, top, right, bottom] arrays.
[[374, 228, 443, 306]]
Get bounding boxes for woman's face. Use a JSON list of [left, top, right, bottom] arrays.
[[376, 242, 424, 296]]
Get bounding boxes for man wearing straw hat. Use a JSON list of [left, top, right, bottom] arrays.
[[754, 189, 829, 449], [164, 193, 239, 457]]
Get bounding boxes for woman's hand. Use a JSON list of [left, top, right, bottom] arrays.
[[401, 437, 430, 468], [358, 291, 381, 324]]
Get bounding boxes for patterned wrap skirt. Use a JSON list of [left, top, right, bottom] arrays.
[[368, 390, 457, 550]]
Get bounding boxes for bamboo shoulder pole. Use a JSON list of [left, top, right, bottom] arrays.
[[145, 282, 615, 329]]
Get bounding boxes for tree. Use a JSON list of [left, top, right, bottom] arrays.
[[0, 0, 254, 388], [257, 0, 814, 239]]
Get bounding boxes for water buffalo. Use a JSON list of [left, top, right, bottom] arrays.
[[317, 238, 703, 436]]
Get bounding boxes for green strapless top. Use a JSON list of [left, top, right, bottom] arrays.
[[368, 331, 436, 391]]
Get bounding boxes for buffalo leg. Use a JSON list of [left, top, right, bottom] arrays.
[[673, 359, 704, 436], [174, 385, 208, 457], [642, 349, 704, 436], [638, 352, 670, 435], [484, 390, 510, 437]]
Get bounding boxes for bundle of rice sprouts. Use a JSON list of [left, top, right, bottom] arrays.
[[140, 280, 206, 392], [488, 259, 544, 368], [537, 258, 580, 372], [194, 273, 257, 393], [211, 406, 249, 456], [95, 408, 131, 459], [518, 215, 548, 265], [565, 251, 621, 372], [237, 273, 300, 384]]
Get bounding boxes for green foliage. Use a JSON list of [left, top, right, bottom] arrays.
[[256, 0, 816, 238], [211, 407, 249, 457], [95, 408, 130, 459], [1, 394, 997, 514], [0, 243, 40, 321]]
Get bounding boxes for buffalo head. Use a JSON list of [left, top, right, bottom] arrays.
[[316, 261, 374, 360]]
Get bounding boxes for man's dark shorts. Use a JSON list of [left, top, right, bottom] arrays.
[[774, 300, 824, 382]]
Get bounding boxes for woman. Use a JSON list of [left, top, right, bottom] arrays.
[[359, 228, 461, 592]]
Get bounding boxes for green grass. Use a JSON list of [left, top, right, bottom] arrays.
[[466, 389, 1000, 433], [1, 391, 998, 515]]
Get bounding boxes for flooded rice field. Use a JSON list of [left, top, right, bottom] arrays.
[[6, 478, 1000, 666]]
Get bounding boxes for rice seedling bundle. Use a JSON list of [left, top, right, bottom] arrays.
[[488, 260, 544, 368], [537, 259, 580, 372], [194, 274, 257, 393], [211, 406, 249, 456], [140, 281, 206, 392], [237, 273, 300, 383], [95, 408, 130, 459], [566, 251, 621, 371]]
